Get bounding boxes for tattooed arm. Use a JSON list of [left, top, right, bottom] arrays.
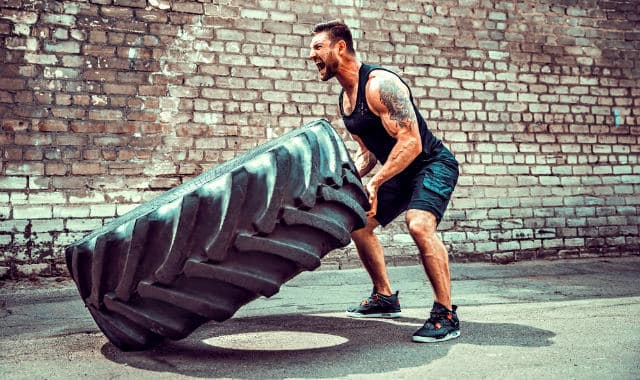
[[363, 71, 422, 216]]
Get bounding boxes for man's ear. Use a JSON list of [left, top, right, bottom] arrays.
[[335, 39, 347, 56]]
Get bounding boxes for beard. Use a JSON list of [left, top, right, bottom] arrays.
[[317, 53, 339, 81]]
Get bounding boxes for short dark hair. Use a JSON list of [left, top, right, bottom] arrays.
[[311, 20, 355, 55]]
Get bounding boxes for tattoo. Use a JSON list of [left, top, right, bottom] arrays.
[[379, 79, 413, 129]]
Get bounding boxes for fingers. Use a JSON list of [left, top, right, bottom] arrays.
[[365, 182, 378, 217], [366, 194, 377, 218]]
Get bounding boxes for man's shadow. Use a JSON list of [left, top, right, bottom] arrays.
[[101, 312, 555, 379]]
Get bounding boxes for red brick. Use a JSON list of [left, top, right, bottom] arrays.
[[0, 90, 13, 102], [83, 149, 101, 160], [82, 69, 117, 81], [24, 148, 43, 160], [4, 148, 22, 160], [172, 2, 204, 14], [104, 122, 136, 134], [111, 20, 146, 33], [2, 119, 29, 131], [94, 136, 129, 146], [116, 47, 153, 60], [36, 119, 69, 132], [127, 111, 157, 122], [52, 176, 88, 189], [15, 91, 33, 103], [102, 150, 117, 160], [88, 109, 123, 120], [14, 133, 53, 146], [0, 78, 25, 90], [83, 44, 116, 57], [51, 107, 85, 119], [72, 95, 91, 106], [88, 31, 107, 43], [100, 6, 134, 19], [139, 123, 163, 134], [135, 9, 168, 22], [103, 83, 137, 95], [116, 71, 148, 84], [108, 163, 144, 175], [132, 59, 161, 72], [114, 0, 147, 9], [45, 163, 68, 175], [71, 162, 106, 175], [55, 134, 87, 146], [117, 150, 135, 160], [138, 85, 167, 96], [150, 23, 180, 36], [70, 121, 105, 133], [34, 92, 53, 105]]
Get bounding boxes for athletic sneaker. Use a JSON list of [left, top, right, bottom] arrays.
[[346, 290, 401, 318], [412, 302, 460, 343]]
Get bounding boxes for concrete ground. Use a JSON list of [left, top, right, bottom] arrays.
[[1, 256, 639, 380]]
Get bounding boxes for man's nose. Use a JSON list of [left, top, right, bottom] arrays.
[[308, 49, 316, 59]]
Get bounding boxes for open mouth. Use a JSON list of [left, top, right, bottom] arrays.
[[315, 61, 325, 71]]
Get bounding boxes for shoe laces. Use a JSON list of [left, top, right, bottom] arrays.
[[425, 309, 452, 329], [361, 294, 380, 306]]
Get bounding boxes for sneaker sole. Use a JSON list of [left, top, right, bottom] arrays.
[[345, 311, 402, 318], [412, 329, 460, 343]]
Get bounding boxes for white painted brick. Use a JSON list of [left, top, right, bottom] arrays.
[[475, 241, 497, 252], [0, 206, 10, 219], [27, 192, 67, 204], [66, 218, 103, 232], [68, 192, 106, 204], [0, 176, 27, 189], [30, 219, 65, 233], [13, 205, 52, 219], [0, 219, 29, 233], [392, 233, 415, 244], [90, 204, 117, 217], [241, 8, 268, 19], [53, 205, 90, 218], [498, 241, 520, 251], [0, 235, 12, 246]]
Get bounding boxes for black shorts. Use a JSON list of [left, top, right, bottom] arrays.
[[374, 150, 459, 227]]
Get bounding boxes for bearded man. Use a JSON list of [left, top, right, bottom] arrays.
[[308, 20, 461, 343]]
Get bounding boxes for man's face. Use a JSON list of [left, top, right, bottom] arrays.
[[309, 32, 340, 81]]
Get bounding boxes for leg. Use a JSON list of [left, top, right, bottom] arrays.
[[406, 209, 452, 309], [350, 216, 393, 296]]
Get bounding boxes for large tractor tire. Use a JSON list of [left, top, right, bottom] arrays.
[[65, 119, 368, 351]]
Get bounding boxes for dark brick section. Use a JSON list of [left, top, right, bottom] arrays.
[[0, 0, 638, 276]]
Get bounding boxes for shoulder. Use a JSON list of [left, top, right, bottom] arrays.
[[365, 70, 411, 113], [365, 70, 409, 99]]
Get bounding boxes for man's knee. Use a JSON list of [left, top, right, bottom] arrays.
[[406, 210, 438, 239], [351, 216, 379, 240]]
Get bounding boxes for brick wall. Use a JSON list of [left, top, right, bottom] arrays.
[[0, 0, 638, 276]]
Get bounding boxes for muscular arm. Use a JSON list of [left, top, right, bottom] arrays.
[[365, 72, 422, 190], [352, 134, 377, 178]]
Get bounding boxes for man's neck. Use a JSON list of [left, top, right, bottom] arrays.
[[336, 59, 362, 94]]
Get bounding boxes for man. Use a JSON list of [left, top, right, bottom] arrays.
[[308, 20, 461, 343]]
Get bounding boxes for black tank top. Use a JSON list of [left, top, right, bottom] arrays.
[[340, 63, 447, 176]]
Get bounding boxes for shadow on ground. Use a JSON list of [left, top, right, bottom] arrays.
[[101, 313, 555, 379]]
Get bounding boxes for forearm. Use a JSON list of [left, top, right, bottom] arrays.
[[369, 138, 420, 188], [355, 150, 377, 177]]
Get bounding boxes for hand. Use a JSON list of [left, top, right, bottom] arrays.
[[365, 182, 378, 218]]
